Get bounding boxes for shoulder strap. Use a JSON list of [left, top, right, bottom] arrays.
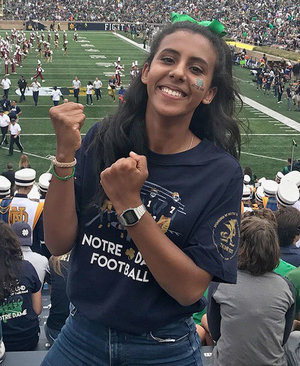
[[0, 198, 12, 223], [33, 202, 44, 230]]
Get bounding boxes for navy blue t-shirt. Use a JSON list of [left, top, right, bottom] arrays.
[[0, 260, 41, 350], [68, 123, 243, 334]]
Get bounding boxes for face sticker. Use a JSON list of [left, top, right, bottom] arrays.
[[191, 78, 204, 90]]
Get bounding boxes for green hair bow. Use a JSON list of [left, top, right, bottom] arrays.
[[171, 12, 227, 37]]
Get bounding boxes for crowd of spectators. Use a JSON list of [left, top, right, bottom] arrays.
[[2, 0, 300, 50], [232, 49, 300, 110]]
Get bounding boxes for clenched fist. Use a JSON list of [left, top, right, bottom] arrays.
[[49, 102, 85, 160], [100, 152, 148, 215]]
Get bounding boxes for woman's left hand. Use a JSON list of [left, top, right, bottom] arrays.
[[100, 152, 148, 215]]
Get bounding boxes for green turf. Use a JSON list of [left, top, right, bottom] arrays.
[[0, 31, 299, 181]]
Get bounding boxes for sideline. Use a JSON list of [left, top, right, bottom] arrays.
[[114, 32, 300, 131], [0, 146, 50, 160], [240, 96, 300, 132], [241, 151, 286, 162], [113, 32, 150, 53]]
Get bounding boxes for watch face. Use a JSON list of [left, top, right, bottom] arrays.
[[123, 210, 138, 225]]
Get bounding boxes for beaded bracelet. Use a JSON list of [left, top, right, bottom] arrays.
[[52, 166, 75, 181], [48, 155, 77, 168]]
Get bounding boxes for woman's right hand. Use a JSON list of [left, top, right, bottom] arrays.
[[49, 102, 85, 160]]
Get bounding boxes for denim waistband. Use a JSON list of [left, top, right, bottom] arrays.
[[69, 303, 194, 338]]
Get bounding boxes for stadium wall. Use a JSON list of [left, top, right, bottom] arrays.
[[0, 20, 70, 30], [0, 20, 24, 29]]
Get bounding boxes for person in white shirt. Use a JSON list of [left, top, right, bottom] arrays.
[[30, 78, 41, 107], [51, 86, 63, 106], [8, 116, 23, 156], [11, 221, 50, 286], [72, 76, 81, 103], [1, 76, 11, 98], [0, 107, 10, 145], [86, 81, 93, 105], [93, 77, 103, 100]]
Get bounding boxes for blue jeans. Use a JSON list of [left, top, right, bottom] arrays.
[[287, 97, 292, 110], [86, 94, 93, 105], [44, 323, 61, 346], [41, 306, 202, 366]]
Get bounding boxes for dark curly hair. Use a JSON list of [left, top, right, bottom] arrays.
[[0, 221, 23, 301]]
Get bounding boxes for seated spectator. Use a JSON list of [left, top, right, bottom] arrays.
[[10, 168, 45, 255], [243, 208, 297, 276], [18, 153, 31, 169], [207, 214, 295, 366], [0, 221, 42, 351], [241, 184, 253, 213], [0, 176, 12, 223], [284, 267, 300, 365], [1, 163, 15, 193], [262, 179, 278, 211], [11, 222, 49, 286], [276, 181, 299, 209], [275, 207, 300, 267], [0, 175, 11, 200], [38, 172, 52, 202], [254, 186, 265, 209], [35, 172, 52, 259], [286, 267, 300, 321], [44, 253, 70, 346]]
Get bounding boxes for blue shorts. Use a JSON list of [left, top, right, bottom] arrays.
[[41, 306, 202, 366]]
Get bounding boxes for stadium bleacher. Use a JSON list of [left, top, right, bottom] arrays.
[[2, 0, 299, 50]]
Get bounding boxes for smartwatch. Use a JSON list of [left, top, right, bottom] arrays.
[[117, 204, 146, 227]]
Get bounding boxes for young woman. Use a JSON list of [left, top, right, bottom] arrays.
[[18, 154, 31, 169], [0, 221, 42, 351], [86, 81, 93, 106], [42, 21, 243, 365], [207, 214, 295, 366]]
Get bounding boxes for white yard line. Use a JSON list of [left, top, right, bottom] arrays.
[[240, 117, 271, 120], [113, 32, 150, 53], [241, 152, 286, 162], [240, 96, 300, 131], [0, 146, 50, 160]]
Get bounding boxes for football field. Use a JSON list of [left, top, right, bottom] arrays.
[[0, 30, 299, 180]]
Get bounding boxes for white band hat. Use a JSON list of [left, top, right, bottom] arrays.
[[15, 168, 36, 187]]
